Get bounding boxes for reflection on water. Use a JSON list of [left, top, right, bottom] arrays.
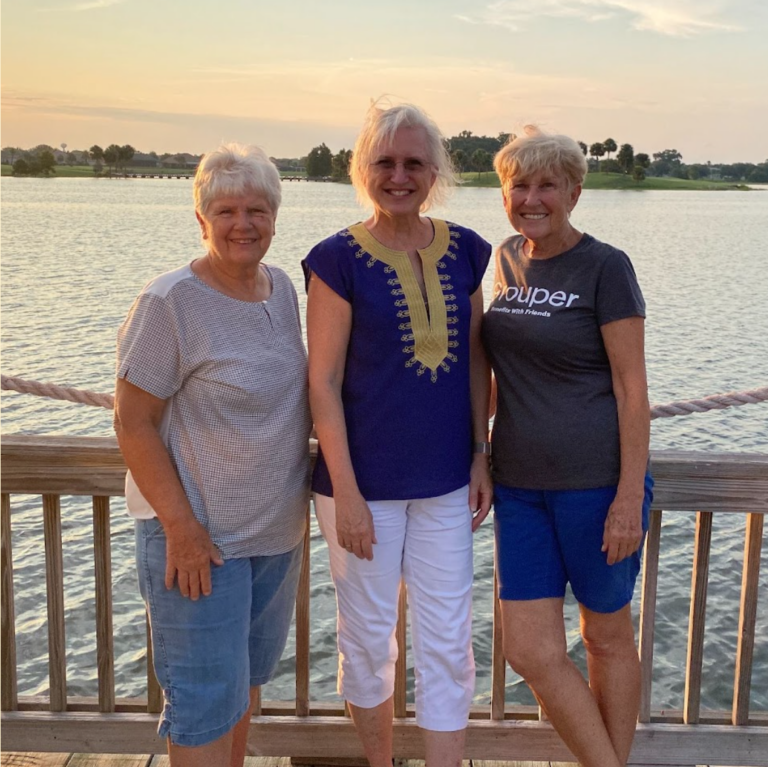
[[2, 178, 767, 711]]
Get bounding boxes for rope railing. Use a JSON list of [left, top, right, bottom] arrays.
[[2, 373, 768, 421]]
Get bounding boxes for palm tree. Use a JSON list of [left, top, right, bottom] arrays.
[[603, 138, 617, 159], [589, 142, 606, 171]]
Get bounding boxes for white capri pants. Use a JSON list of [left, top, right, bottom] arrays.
[[314, 485, 475, 732]]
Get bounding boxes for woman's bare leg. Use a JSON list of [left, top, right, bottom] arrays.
[[423, 728, 465, 767], [168, 730, 233, 767], [501, 597, 622, 767], [580, 604, 640, 765], [349, 696, 394, 767], [229, 686, 261, 767]]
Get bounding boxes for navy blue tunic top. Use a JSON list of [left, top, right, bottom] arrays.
[[303, 219, 491, 501]]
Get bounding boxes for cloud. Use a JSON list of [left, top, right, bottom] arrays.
[[458, 0, 742, 36], [69, 0, 127, 10]]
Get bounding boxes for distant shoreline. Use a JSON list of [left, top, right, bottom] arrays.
[[459, 171, 753, 191], [1, 165, 756, 191]]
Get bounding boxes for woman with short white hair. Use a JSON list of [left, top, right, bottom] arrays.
[[483, 126, 652, 767], [115, 143, 311, 767], [304, 102, 493, 766]]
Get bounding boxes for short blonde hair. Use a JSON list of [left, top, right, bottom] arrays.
[[349, 101, 455, 211], [194, 143, 281, 216], [494, 126, 587, 191]]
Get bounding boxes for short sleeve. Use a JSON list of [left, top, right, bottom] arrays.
[[595, 250, 646, 326], [116, 292, 183, 399], [301, 234, 354, 302], [464, 228, 493, 294]]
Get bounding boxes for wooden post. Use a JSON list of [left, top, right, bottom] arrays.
[[638, 508, 662, 722], [394, 581, 407, 719], [684, 510, 712, 724], [43, 494, 67, 711], [295, 511, 311, 717], [490, 571, 506, 721], [1, 493, 18, 711], [93, 496, 115, 713], [732, 512, 763, 725]]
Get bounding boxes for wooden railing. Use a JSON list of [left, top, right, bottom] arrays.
[[1, 435, 767, 766]]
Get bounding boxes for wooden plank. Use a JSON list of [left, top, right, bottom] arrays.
[[252, 686, 262, 718], [732, 512, 764, 725], [684, 511, 712, 724], [2, 492, 19, 711], [294, 511, 311, 717], [394, 581, 407, 719], [0, 754, 71, 767], [145, 616, 162, 715], [638, 509, 662, 722], [649, 452, 768, 513], [93, 496, 115, 713], [491, 571, 506, 721], [67, 756, 151, 767], [4, 714, 768, 764], [1, 437, 127, 496], [43, 494, 67, 712], [3, 437, 766, 511], [150, 760, 288, 767]]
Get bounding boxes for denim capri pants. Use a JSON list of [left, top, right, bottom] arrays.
[[136, 517, 303, 747]]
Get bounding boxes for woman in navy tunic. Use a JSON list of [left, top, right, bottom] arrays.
[[303, 102, 492, 767]]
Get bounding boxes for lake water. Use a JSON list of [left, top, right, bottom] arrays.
[[1, 177, 767, 713]]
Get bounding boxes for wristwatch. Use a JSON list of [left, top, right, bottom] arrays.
[[473, 441, 492, 455]]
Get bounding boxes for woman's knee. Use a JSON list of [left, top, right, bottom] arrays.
[[503, 633, 568, 681], [580, 605, 637, 660]]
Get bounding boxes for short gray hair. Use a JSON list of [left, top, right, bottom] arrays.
[[194, 143, 281, 216], [349, 101, 455, 211], [494, 126, 587, 191]]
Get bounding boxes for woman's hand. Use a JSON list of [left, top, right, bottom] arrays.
[[164, 518, 224, 599], [335, 491, 377, 561], [602, 492, 644, 565], [469, 454, 493, 532]]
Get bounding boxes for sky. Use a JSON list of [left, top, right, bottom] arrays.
[[2, 0, 767, 164]]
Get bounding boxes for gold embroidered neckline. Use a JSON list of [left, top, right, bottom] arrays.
[[348, 220, 451, 376], [348, 219, 450, 264]]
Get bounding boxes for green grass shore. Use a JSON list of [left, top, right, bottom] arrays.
[[0, 165, 308, 179], [459, 171, 752, 190], [2, 165, 752, 189]]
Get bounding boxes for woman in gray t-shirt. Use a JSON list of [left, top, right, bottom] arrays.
[[114, 144, 310, 765], [482, 127, 652, 767]]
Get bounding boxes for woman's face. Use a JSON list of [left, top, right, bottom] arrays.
[[364, 126, 437, 217], [503, 169, 581, 246], [196, 191, 276, 270]]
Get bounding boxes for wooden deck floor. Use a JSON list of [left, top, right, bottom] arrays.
[[0, 755, 746, 767]]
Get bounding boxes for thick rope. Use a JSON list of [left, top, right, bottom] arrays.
[[2, 374, 767, 421], [1, 375, 114, 409]]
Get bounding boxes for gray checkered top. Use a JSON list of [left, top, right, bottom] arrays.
[[117, 262, 311, 558]]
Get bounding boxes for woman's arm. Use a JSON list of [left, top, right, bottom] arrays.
[[114, 378, 223, 598], [468, 286, 493, 531], [306, 274, 376, 560], [600, 316, 650, 565]]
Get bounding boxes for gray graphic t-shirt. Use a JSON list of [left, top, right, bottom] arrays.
[[482, 233, 645, 490]]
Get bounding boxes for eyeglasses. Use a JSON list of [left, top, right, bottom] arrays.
[[369, 159, 432, 175]]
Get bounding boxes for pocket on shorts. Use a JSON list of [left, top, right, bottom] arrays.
[[143, 516, 166, 542]]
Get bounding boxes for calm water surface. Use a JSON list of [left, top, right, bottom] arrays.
[[2, 178, 766, 712]]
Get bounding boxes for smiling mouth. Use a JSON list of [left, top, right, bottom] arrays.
[[521, 213, 547, 219], [231, 238, 257, 244], [387, 190, 413, 196]]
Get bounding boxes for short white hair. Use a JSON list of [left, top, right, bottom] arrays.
[[194, 143, 281, 216], [494, 125, 588, 191], [349, 101, 455, 211]]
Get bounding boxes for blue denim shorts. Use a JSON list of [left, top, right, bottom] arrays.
[[494, 473, 654, 613], [136, 517, 302, 747]]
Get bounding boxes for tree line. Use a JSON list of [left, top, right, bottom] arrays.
[[3, 143, 136, 176], [6, 137, 767, 184], [301, 132, 768, 184]]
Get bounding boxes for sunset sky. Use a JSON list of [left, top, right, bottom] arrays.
[[2, 0, 767, 163]]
